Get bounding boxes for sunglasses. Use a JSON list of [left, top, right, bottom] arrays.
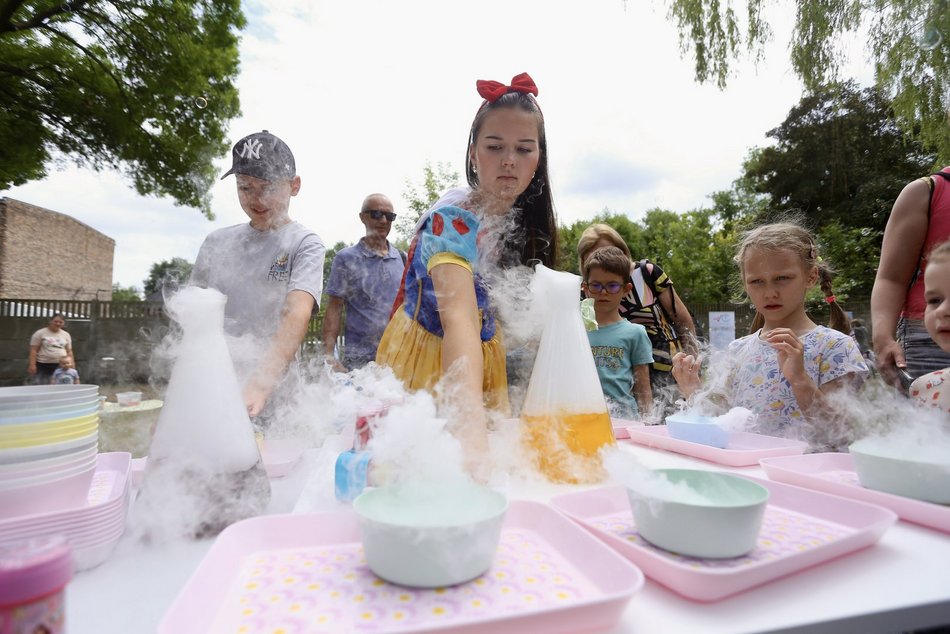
[[363, 209, 397, 222], [584, 281, 625, 294]]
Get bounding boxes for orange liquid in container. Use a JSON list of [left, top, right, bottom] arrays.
[[522, 410, 615, 483]]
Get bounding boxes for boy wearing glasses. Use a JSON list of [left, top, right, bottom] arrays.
[[323, 194, 406, 370], [583, 246, 654, 418], [191, 130, 325, 419]]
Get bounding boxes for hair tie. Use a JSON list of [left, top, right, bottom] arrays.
[[476, 72, 538, 103], [825, 295, 837, 304]]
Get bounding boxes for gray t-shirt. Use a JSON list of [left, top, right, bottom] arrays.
[[191, 221, 325, 339]]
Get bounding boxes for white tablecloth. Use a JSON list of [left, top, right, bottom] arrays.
[[66, 441, 950, 633]]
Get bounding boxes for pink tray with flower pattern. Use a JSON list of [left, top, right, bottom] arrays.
[[760, 452, 950, 534], [625, 425, 808, 466], [550, 479, 895, 602], [159, 500, 644, 634]]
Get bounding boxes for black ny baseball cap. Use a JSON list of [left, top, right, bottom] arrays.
[[221, 130, 296, 181]]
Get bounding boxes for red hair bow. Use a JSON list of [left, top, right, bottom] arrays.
[[476, 72, 538, 103]]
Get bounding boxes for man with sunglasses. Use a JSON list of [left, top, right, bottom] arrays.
[[192, 130, 325, 420], [323, 193, 406, 371]]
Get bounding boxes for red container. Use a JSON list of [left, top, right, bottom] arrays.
[[0, 536, 72, 634]]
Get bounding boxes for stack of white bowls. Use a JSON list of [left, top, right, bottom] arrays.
[[0, 385, 100, 519]]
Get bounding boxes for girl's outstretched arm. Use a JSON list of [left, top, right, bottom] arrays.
[[431, 262, 490, 465]]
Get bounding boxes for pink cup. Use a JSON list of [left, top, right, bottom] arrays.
[[0, 535, 72, 634]]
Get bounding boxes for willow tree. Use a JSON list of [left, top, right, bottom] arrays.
[[666, 0, 950, 161], [0, 1, 246, 217]]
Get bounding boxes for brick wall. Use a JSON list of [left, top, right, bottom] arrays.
[[0, 198, 114, 300]]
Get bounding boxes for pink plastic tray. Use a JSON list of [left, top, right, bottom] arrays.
[[612, 418, 640, 440], [625, 425, 808, 467], [550, 479, 896, 602], [0, 452, 130, 531], [160, 500, 644, 633], [760, 452, 950, 534]]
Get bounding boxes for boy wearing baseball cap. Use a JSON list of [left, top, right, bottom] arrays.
[[191, 130, 326, 420]]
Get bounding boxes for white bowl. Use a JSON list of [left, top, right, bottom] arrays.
[[0, 402, 99, 425], [0, 385, 99, 405], [0, 431, 98, 463], [116, 392, 142, 407], [627, 469, 769, 558], [850, 438, 950, 504], [0, 395, 101, 418], [0, 444, 98, 479], [353, 482, 508, 587], [0, 459, 96, 518], [0, 453, 98, 489]]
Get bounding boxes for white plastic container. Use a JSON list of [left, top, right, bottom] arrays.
[[115, 392, 142, 407]]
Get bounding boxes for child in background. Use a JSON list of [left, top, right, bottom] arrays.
[[910, 240, 950, 413], [51, 357, 79, 384], [583, 247, 654, 419], [672, 222, 868, 443]]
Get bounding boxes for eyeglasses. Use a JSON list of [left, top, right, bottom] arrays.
[[363, 209, 397, 222], [584, 281, 624, 294]]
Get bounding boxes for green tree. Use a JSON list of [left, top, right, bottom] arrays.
[[558, 209, 648, 274], [111, 283, 141, 302], [734, 81, 935, 295], [322, 240, 350, 286], [640, 208, 737, 304], [665, 0, 950, 161], [557, 209, 734, 304], [741, 81, 935, 231], [0, 1, 246, 218], [144, 257, 194, 296], [397, 161, 460, 246]]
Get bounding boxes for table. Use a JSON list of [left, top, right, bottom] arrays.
[[98, 400, 162, 457], [66, 440, 950, 634]]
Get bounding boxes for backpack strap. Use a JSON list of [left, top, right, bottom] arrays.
[[639, 258, 677, 318]]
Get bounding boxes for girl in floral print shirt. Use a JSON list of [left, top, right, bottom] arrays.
[[909, 240, 950, 414], [671, 222, 868, 444]]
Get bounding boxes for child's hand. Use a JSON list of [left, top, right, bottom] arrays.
[[763, 328, 807, 382], [671, 352, 702, 397]]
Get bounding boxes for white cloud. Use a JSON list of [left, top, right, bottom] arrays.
[[1, 0, 875, 290]]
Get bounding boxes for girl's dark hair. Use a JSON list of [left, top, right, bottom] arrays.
[[736, 222, 851, 336], [465, 91, 558, 268]]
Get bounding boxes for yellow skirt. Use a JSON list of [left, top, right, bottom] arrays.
[[376, 308, 510, 414]]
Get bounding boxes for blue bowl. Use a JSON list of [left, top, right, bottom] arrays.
[[665, 413, 731, 448]]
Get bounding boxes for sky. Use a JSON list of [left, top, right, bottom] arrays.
[[2, 0, 873, 292]]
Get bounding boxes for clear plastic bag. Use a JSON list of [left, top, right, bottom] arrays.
[[520, 265, 614, 482]]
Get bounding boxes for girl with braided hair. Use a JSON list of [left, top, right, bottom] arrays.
[[671, 222, 868, 444]]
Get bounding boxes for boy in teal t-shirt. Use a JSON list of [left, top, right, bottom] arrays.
[[583, 246, 654, 418]]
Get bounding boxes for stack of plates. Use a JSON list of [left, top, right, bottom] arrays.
[[0, 452, 132, 571], [0, 385, 100, 519]]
